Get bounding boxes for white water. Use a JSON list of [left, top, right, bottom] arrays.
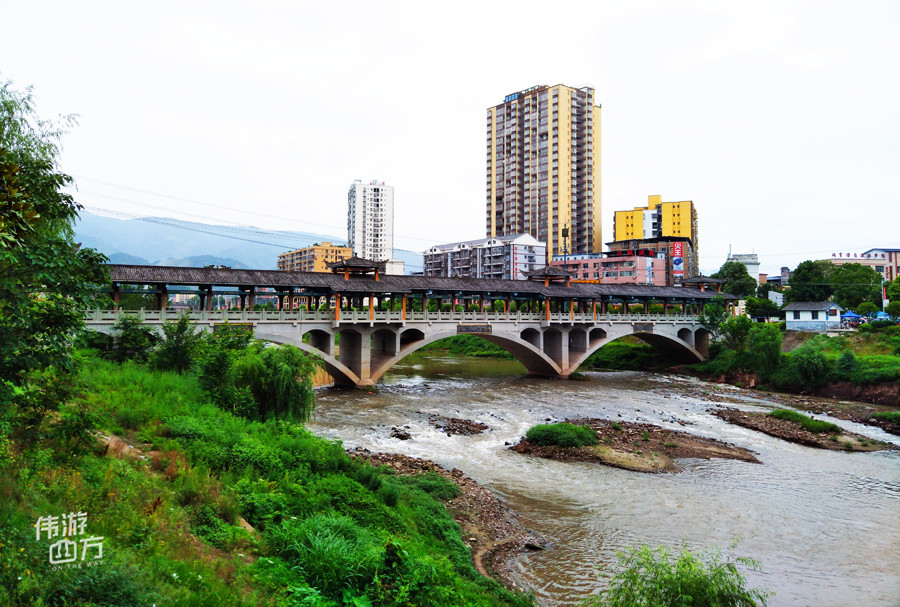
[[309, 356, 900, 606]]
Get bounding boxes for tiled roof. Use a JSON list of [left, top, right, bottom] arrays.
[[783, 301, 843, 311], [105, 264, 734, 300]]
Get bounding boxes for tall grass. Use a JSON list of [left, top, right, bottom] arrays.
[[2, 353, 534, 606], [768, 409, 843, 434]]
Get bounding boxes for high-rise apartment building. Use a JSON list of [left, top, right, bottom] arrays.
[[278, 242, 351, 272], [486, 85, 601, 261], [611, 195, 699, 285], [348, 179, 394, 261]]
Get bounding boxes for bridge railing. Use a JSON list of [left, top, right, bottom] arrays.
[[84, 308, 701, 325]]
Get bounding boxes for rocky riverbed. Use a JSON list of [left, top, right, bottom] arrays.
[[710, 407, 898, 451], [510, 419, 760, 473]]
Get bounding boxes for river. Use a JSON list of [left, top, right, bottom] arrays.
[[308, 355, 900, 607]]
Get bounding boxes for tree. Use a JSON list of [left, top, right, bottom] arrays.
[[150, 313, 201, 372], [886, 300, 900, 321], [855, 301, 879, 318], [712, 261, 757, 298], [744, 296, 781, 321], [698, 296, 728, 339], [721, 315, 753, 352], [787, 260, 834, 302], [747, 324, 782, 380], [587, 544, 771, 607], [830, 263, 881, 310], [1, 81, 108, 438], [233, 343, 320, 421], [887, 277, 900, 302]]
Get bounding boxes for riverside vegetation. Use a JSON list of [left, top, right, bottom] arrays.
[[3, 79, 771, 606], [1, 312, 534, 606]]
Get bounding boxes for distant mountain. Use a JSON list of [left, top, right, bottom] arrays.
[[153, 255, 249, 269], [106, 252, 150, 265], [74, 212, 424, 273]]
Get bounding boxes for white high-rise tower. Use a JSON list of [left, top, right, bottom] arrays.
[[347, 179, 394, 262]]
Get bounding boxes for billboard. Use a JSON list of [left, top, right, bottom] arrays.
[[672, 242, 684, 278]]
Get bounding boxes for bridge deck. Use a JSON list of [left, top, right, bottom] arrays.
[[84, 308, 701, 325]]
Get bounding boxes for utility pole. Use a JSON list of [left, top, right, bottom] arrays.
[[562, 223, 570, 272]]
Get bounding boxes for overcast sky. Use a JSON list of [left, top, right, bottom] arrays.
[[3, 0, 898, 275]]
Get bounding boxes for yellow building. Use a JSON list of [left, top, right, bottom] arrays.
[[613, 195, 697, 242], [610, 195, 699, 285], [278, 242, 351, 273], [486, 84, 602, 261]]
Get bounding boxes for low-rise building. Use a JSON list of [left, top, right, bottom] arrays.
[[606, 238, 696, 286], [423, 233, 545, 280], [784, 301, 844, 332], [278, 242, 351, 273], [549, 249, 667, 285]]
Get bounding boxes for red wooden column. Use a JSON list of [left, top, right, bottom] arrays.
[[402, 295, 407, 320]]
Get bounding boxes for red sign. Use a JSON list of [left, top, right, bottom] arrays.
[[673, 242, 683, 256]]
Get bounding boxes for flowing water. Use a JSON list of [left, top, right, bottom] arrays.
[[309, 356, 900, 607]]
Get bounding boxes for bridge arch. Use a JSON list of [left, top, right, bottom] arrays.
[[366, 328, 562, 385], [567, 324, 705, 372]]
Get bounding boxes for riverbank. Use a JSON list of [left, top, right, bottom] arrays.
[[673, 365, 900, 433], [511, 419, 759, 473], [349, 450, 543, 592], [710, 407, 897, 451]]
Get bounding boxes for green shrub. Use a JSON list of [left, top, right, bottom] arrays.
[[109, 314, 157, 363], [525, 423, 598, 447], [150, 313, 201, 372], [872, 411, 900, 423], [850, 355, 900, 384], [832, 350, 859, 381], [768, 409, 842, 434], [586, 544, 771, 606], [868, 320, 895, 330]]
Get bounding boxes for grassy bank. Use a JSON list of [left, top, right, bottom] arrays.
[[693, 325, 900, 394], [1, 353, 532, 606], [582, 338, 671, 371], [418, 335, 515, 360]]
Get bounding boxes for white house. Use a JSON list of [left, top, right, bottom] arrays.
[[783, 301, 844, 332]]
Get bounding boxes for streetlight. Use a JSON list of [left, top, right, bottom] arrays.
[[562, 223, 570, 273]]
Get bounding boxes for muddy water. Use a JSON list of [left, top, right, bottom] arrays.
[[309, 356, 900, 606]]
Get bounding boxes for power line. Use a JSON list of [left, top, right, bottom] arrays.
[[72, 175, 444, 247], [82, 206, 425, 270]]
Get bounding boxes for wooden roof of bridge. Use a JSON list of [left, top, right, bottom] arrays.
[[105, 265, 734, 301]]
